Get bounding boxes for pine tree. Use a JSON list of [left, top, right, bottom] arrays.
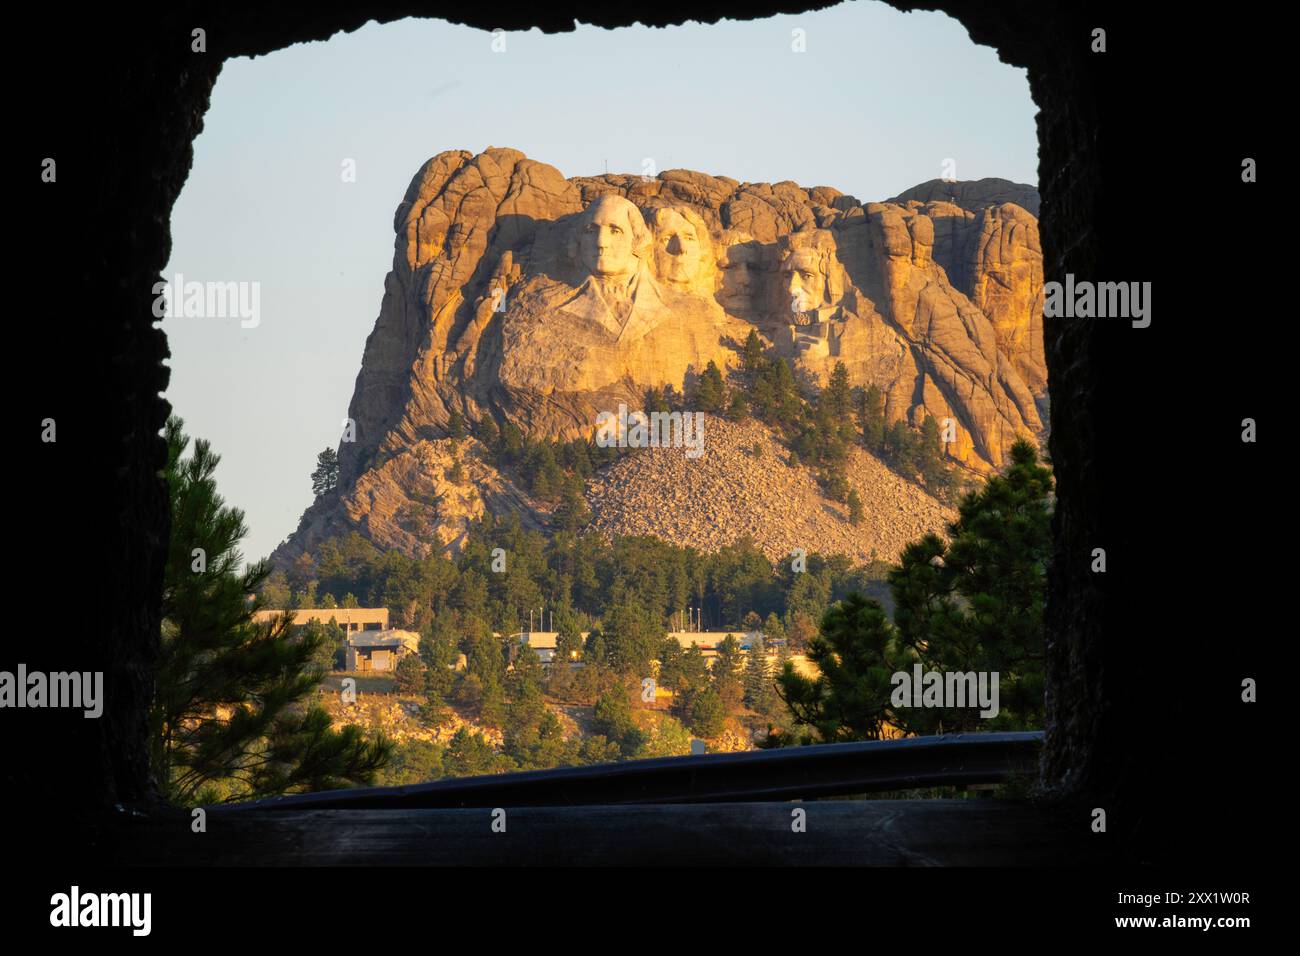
[[261, 569, 291, 609], [421, 620, 459, 698], [602, 600, 663, 677], [583, 629, 608, 665], [741, 330, 766, 387], [448, 408, 466, 440], [675, 644, 710, 703], [694, 360, 727, 413], [507, 642, 545, 700], [743, 633, 775, 714], [553, 604, 585, 663], [785, 611, 819, 654], [479, 681, 507, 730], [419, 680, 451, 728], [444, 727, 501, 777], [593, 686, 645, 757], [775, 592, 898, 742], [311, 447, 340, 497], [823, 465, 850, 503], [302, 618, 343, 672], [658, 636, 685, 691], [394, 654, 426, 694], [847, 488, 864, 525], [154, 417, 389, 805], [776, 636, 793, 670], [750, 354, 798, 427], [712, 634, 745, 709], [824, 362, 852, 419], [885, 421, 917, 472], [725, 390, 749, 422], [763, 613, 787, 648], [500, 421, 525, 462], [476, 415, 499, 454], [686, 686, 727, 738], [889, 439, 1052, 731], [916, 416, 948, 490], [857, 385, 885, 451], [553, 477, 591, 534], [770, 440, 1052, 744], [527, 442, 564, 500]]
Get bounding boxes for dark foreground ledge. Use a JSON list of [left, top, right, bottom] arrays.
[[84, 734, 1110, 865], [105, 799, 1105, 866], [233, 732, 1044, 811]]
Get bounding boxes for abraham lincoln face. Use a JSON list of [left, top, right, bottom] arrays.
[[782, 247, 827, 313]]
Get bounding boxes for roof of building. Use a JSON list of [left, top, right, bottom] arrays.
[[253, 607, 390, 626], [509, 631, 590, 650], [504, 630, 763, 653], [666, 630, 760, 650], [347, 628, 420, 650]]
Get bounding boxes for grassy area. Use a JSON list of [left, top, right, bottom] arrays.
[[320, 672, 396, 695]]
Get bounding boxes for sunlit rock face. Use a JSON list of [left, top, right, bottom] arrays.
[[276, 148, 1050, 563], [490, 194, 750, 425], [339, 147, 1046, 486]]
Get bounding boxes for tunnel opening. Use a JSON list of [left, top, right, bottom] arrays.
[[16, 1, 1269, 869]]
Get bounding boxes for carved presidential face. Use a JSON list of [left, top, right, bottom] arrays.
[[580, 196, 642, 278], [652, 209, 704, 287], [782, 247, 826, 313], [717, 234, 762, 314]]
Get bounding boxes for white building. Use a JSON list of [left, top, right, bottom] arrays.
[[509, 631, 589, 665], [665, 630, 763, 659]]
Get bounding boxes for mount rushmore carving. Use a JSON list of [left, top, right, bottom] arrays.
[[277, 147, 1048, 561]]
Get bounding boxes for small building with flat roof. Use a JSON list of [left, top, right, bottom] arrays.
[[665, 631, 762, 659], [345, 628, 420, 672], [509, 631, 590, 665]]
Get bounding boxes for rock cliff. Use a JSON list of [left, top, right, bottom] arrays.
[[275, 149, 1046, 564]]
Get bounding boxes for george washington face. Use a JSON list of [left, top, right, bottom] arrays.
[[580, 196, 645, 278]]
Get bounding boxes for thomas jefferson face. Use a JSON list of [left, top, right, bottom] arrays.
[[653, 209, 704, 286], [581, 196, 641, 278], [783, 248, 826, 313]]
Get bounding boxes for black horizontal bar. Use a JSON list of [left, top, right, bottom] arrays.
[[229, 732, 1043, 812], [125, 801, 1100, 866]]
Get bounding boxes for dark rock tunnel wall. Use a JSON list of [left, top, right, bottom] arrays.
[[14, 2, 1267, 864]]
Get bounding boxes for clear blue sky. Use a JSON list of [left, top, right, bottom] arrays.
[[163, 2, 1037, 564]]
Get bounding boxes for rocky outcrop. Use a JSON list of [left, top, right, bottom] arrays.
[[279, 436, 544, 562], [889, 176, 1041, 217], [586, 416, 958, 566], [278, 149, 1046, 564], [918, 199, 1048, 402]]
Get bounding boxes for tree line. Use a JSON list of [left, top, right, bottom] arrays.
[[157, 408, 1050, 801]]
